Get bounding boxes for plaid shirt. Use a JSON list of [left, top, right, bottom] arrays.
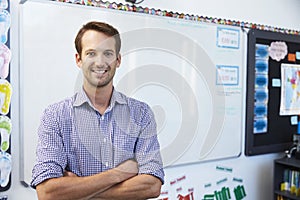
[[31, 88, 164, 187]]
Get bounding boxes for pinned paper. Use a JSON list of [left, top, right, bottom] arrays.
[[296, 52, 300, 60], [254, 103, 267, 117], [288, 53, 296, 62], [0, 10, 10, 44], [255, 59, 268, 73], [254, 117, 267, 133], [269, 41, 288, 62], [0, 43, 10, 79], [0, 79, 11, 115], [255, 74, 268, 88], [0, 116, 11, 152], [0, 0, 7, 10], [0, 0, 8, 10], [256, 44, 269, 59], [291, 116, 298, 125], [280, 63, 300, 115], [0, 152, 11, 187], [272, 78, 281, 87]]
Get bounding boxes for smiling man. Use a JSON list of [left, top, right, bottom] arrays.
[[31, 21, 164, 200]]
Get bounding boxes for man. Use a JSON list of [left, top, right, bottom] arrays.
[[31, 21, 164, 200]]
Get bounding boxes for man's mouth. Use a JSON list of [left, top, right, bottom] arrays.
[[93, 69, 107, 74]]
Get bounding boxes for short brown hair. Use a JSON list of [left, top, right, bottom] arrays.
[[74, 21, 121, 57]]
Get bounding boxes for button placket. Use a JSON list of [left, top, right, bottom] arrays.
[[99, 113, 113, 170]]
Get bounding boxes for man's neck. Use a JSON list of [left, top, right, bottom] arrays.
[[84, 85, 113, 115]]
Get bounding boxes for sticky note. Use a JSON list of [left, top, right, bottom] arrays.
[[0, 43, 11, 79], [272, 78, 281, 87], [296, 52, 300, 60], [291, 116, 298, 125], [288, 53, 296, 62], [0, 79, 12, 115]]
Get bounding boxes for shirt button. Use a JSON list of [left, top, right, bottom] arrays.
[[103, 138, 106, 143]]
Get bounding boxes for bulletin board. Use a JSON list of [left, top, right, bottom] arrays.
[[245, 29, 300, 156], [19, 0, 245, 185]]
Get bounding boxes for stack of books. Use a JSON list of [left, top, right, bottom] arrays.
[[280, 168, 300, 196]]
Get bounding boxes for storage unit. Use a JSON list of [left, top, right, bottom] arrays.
[[274, 157, 300, 200]]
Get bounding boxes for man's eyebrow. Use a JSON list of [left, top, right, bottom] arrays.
[[103, 49, 115, 52], [93, 47, 115, 52], [84, 48, 96, 52]]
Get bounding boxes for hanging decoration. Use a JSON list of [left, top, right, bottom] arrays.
[[0, 0, 11, 193], [52, 0, 299, 35]]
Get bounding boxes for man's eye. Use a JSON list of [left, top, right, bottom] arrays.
[[87, 52, 95, 56], [104, 51, 114, 57]]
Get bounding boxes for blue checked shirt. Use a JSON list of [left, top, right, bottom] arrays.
[[31, 88, 164, 187]]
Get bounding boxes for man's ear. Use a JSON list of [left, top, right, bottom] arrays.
[[75, 53, 82, 68], [116, 53, 121, 68]]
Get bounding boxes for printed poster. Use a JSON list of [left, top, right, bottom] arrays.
[[280, 63, 300, 115]]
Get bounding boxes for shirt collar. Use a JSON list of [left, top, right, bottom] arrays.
[[74, 87, 127, 109]]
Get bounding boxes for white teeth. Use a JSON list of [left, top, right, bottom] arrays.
[[94, 70, 106, 74]]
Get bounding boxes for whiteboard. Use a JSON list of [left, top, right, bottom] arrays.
[[19, 0, 245, 185]]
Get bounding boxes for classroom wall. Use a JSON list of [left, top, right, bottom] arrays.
[[7, 0, 300, 199]]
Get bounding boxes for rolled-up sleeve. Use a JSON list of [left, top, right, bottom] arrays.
[[135, 105, 165, 184], [31, 105, 67, 188]]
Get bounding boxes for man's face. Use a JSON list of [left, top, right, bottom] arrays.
[[75, 30, 121, 90]]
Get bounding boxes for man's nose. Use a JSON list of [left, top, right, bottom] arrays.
[[94, 54, 106, 66]]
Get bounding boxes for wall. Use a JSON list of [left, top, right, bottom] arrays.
[[139, 0, 300, 31], [7, 0, 300, 199]]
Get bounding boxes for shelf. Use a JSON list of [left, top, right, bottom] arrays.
[[274, 157, 300, 200], [274, 190, 300, 200], [275, 157, 300, 168]]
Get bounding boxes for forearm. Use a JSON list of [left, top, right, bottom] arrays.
[[36, 160, 138, 200], [92, 174, 162, 200], [36, 169, 122, 200]]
